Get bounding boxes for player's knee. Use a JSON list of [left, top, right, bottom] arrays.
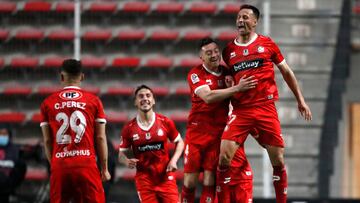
[[218, 151, 231, 167], [183, 174, 198, 188]]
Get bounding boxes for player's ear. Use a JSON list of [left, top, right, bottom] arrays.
[[60, 72, 65, 82]]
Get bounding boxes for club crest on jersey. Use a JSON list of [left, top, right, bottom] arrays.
[[145, 133, 151, 140], [157, 129, 164, 136], [257, 46, 265, 53], [191, 73, 200, 84], [132, 134, 139, 141], [243, 49, 249, 56], [59, 90, 82, 100], [230, 52, 236, 58]]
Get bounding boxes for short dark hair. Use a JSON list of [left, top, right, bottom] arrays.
[[240, 4, 260, 20], [134, 84, 153, 97], [198, 37, 218, 50], [61, 59, 82, 76]]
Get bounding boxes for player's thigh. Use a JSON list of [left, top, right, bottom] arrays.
[[74, 167, 105, 203], [137, 189, 158, 203], [222, 113, 253, 145], [202, 141, 220, 173], [233, 181, 253, 203], [50, 170, 72, 203], [183, 142, 202, 173], [183, 172, 200, 188], [157, 177, 179, 203], [219, 139, 239, 164]]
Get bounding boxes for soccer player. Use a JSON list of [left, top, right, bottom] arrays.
[[40, 59, 111, 203], [181, 37, 257, 203], [216, 144, 253, 203], [118, 85, 184, 203], [219, 4, 312, 203]]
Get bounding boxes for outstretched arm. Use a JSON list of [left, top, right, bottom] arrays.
[[277, 61, 312, 121]]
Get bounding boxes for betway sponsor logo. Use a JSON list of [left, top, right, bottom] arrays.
[[233, 59, 264, 72], [138, 142, 164, 152]]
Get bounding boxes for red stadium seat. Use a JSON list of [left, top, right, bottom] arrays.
[[179, 57, 202, 68], [43, 56, 67, 68], [216, 30, 237, 41], [155, 2, 184, 13], [0, 112, 26, 123], [354, 5, 360, 14], [106, 87, 133, 96], [122, 2, 150, 13], [48, 29, 74, 41], [25, 168, 48, 181], [169, 111, 188, 123], [3, 86, 32, 96], [83, 86, 100, 95], [88, 2, 117, 12], [81, 56, 106, 69], [145, 56, 173, 69], [83, 30, 112, 41], [15, 29, 44, 40], [189, 2, 217, 14], [183, 30, 211, 41], [37, 86, 62, 95], [150, 30, 179, 41], [0, 57, 4, 68], [31, 112, 41, 123], [222, 3, 242, 14], [112, 57, 140, 68], [175, 87, 190, 96], [0, 29, 9, 41], [23, 1, 51, 12], [152, 87, 169, 96], [106, 112, 128, 123], [0, 1, 16, 13], [117, 29, 145, 41], [10, 57, 39, 68], [55, 2, 75, 13]]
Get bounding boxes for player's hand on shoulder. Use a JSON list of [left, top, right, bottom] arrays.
[[298, 101, 312, 121], [166, 160, 178, 172], [237, 75, 258, 92], [101, 170, 111, 182], [127, 158, 139, 169]]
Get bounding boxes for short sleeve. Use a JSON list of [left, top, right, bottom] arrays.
[[187, 69, 208, 95], [269, 38, 285, 65], [165, 117, 181, 143], [95, 97, 107, 124], [40, 101, 49, 127], [119, 125, 131, 151]]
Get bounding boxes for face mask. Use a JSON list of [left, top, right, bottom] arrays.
[[0, 135, 9, 146]]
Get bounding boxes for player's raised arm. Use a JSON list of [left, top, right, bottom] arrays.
[[276, 61, 312, 121]]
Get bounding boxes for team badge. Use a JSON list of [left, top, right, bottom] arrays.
[[216, 186, 221, 192], [206, 197, 212, 203], [191, 73, 200, 84], [230, 52, 236, 58], [257, 46, 265, 53], [59, 90, 83, 100], [157, 129, 164, 136], [243, 49, 249, 56], [132, 134, 139, 141], [145, 133, 151, 140]]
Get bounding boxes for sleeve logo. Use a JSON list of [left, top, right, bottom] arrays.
[[191, 73, 200, 84]]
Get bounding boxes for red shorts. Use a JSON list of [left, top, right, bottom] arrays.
[[216, 180, 253, 203], [183, 136, 221, 173], [222, 102, 284, 147], [50, 167, 105, 203], [135, 172, 179, 203]]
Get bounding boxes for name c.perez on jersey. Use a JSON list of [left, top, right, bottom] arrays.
[[138, 142, 164, 152], [233, 59, 264, 72], [54, 101, 86, 110]]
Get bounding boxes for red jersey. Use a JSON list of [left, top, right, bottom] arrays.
[[186, 64, 229, 144], [40, 86, 106, 171], [222, 34, 285, 108], [119, 113, 181, 182]]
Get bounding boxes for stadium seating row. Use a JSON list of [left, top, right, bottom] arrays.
[[0, 1, 241, 15]]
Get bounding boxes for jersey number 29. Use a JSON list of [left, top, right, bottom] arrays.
[[56, 110, 86, 144]]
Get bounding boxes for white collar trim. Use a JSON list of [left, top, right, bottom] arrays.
[[63, 86, 81, 89], [136, 112, 156, 131], [234, 33, 258, 47], [202, 64, 222, 76]]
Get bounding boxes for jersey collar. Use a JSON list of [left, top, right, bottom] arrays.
[[63, 86, 81, 89], [234, 33, 258, 47], [136, 112, 156, 131], [202, 64, 222, 77]]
